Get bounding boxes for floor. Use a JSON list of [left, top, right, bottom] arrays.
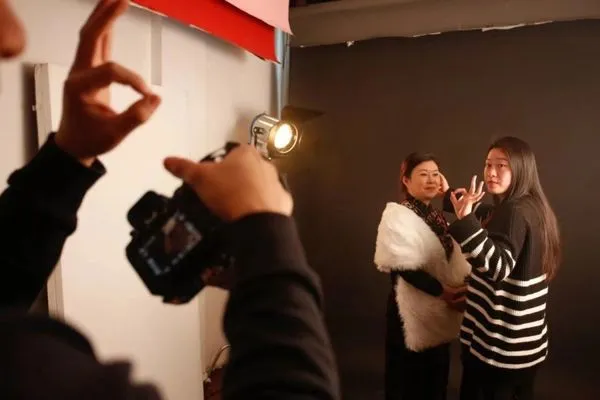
[[339, 341, 600, 399]]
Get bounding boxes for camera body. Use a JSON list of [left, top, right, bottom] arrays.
[[125, 142, 239, 304]]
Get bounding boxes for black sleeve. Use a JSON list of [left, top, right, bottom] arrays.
[[0, 134, 105, 310], [448, 202, 527, 283], [443, 189, 455, 213], [222, 214, 340, 400], [395, 270, 443, 297], [0, 312, 162, 399]]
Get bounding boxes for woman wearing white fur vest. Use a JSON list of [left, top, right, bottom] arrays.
[[374, 152, 472, 400]]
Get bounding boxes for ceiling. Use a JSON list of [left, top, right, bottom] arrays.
[[288, 0, 600, 47], [290, 0, 339, 7]]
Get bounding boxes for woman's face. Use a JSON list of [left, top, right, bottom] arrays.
[[484, 148, 512, 196], [403, 160, 440, 203]]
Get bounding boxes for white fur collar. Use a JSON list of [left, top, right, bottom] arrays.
[[373, 202, 472, 351], [374, 202, 446, 273]]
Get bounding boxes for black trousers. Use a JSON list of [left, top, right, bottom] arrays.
[[460, 351, 539, 400], [385, 293, 450, 400]]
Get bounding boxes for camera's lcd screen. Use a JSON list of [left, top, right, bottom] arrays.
[[138, 212, 203, 276]]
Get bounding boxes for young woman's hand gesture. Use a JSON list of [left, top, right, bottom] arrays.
[[450, 175, 485, 219]]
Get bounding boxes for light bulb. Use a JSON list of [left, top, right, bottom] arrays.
[[273, 123, 295, 150]]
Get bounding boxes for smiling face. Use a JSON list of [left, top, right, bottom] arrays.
[[0, 0, 26, 60], [402, 160, 441, 203], [484, 147, 512, 196]]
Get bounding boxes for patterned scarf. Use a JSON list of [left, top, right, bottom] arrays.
[[402, 195, 454, 261]]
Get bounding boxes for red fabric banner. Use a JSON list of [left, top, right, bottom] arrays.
[[133, 0, 277, 62]]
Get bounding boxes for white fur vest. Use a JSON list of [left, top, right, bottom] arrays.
[[374, 202, 471, 352]]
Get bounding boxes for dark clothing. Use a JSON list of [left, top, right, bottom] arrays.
[[385, 292, 449, 400], [0, 135, 340, 399], [403, 195, 454, 260], [445, 192, 549, 368], [0, 133, 105, 310], [383, 196, 451, 399], [222, 213, 340, 399], [460, 351, 538, 400], [393, 270, 443, 297], [390, 195, 448, 298], [444, 190, 547, 399], [0, 311, 162, 399]]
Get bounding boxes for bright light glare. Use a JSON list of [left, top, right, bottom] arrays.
[[273, 123, 295, 150]]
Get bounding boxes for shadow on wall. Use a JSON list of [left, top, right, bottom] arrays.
[[21, 63, 40, 163], [229, 113, 258, 144], [282, 20, 600, 400]]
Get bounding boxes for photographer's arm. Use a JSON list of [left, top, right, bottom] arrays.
[[222, 213, 340, 400], [0, 134, 104, 310], [0, 0, 159, 312]]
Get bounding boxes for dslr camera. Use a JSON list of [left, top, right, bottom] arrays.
[[126, 142, 240, 304]]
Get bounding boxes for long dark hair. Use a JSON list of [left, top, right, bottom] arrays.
[[399, 152, 439, 199], [489, 137, 561, 280]]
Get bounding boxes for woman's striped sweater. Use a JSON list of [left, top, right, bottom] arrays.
[[447, 198, 549, 369]]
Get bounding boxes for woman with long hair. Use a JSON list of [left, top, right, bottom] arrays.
[[445, 136, 561, 400], [374, 152, 471, 400]]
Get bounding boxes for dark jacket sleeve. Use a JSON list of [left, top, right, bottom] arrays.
[[443, 190, 454, 213], [0, 134, 105, 310], [448, 202, 527, 283], [0, 312, 162, 399], [394, 270, 443, 297], [222, 214, 340, 400]]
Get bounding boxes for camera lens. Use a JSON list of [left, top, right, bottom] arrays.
[[127, 191, 169, 230]]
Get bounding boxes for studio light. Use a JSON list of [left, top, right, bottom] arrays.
[[250, 113, 300, 158], [249, 105, 324, 159]]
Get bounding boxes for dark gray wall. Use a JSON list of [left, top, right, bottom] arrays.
[[281, 20, 600, 400]]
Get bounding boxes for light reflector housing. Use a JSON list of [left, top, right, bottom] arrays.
[[250, 113, 300, 158]]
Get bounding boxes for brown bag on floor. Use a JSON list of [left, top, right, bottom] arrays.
[[203, 344, 230, 400]]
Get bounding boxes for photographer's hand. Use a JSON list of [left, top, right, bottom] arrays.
[[163, 145, 293, 221], [166, 146, 340, 399], [0, 0, 161, 311], [55, 0, 161, 167]]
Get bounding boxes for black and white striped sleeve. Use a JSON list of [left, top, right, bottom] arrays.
[[448, 205, 527, 283]]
